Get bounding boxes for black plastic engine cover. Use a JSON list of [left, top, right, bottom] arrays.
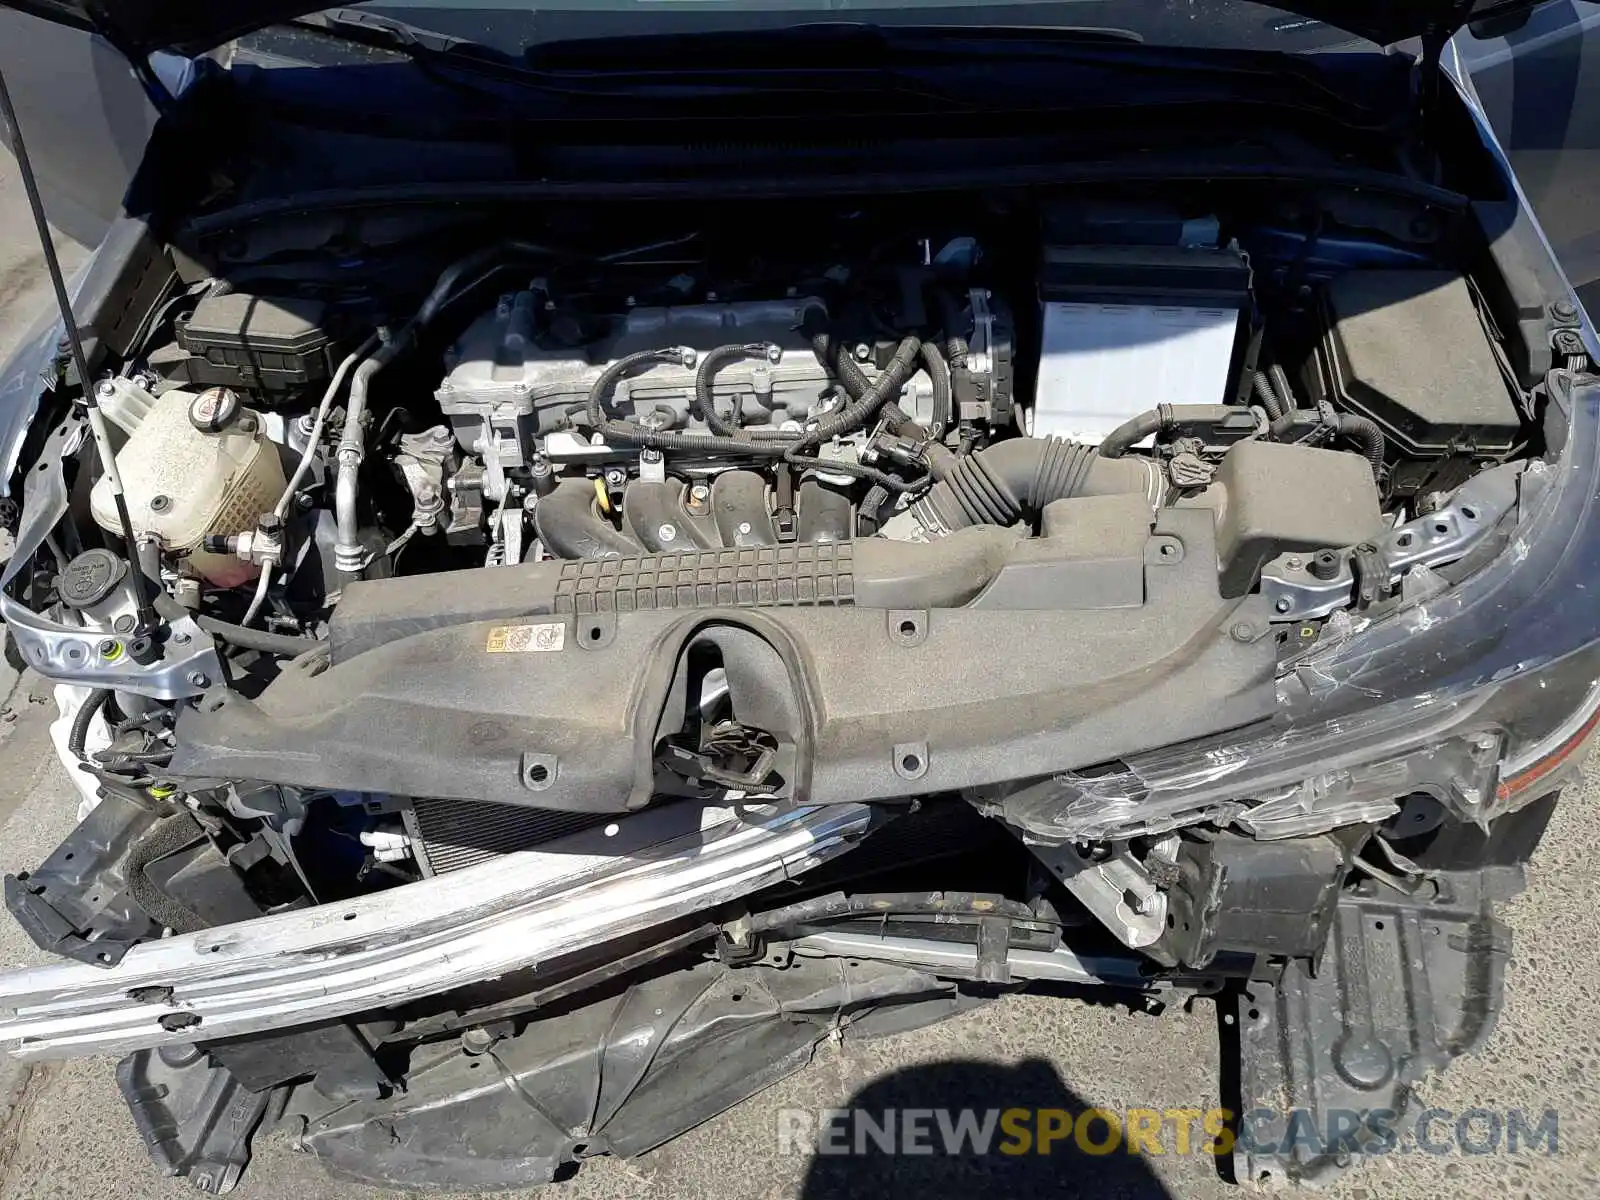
[[169, 509, 1277, 812]]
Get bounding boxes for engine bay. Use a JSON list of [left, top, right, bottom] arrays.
[[4, 184, 1554, 904], [1, 24, 1592, 1188], [76, 195, 1530, 619]]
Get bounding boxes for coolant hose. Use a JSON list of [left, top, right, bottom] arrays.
[[921, 340, 953, 432], [803, 307, 871, 401], [534, 479, 644, 559], [936, 290, 971, 369], [415, 241, 565, 328], [1098, 404, 1252, 459], [335, 332, 411, 575], [907, 436, 1164, 536]]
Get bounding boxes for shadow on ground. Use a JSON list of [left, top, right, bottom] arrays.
[[800, 1055, 1174, 1200]]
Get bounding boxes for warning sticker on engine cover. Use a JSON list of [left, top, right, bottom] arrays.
[[486, 623, 566, 653]]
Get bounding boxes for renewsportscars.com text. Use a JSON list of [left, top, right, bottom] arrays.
[[775, 1106, 1560, 1158]]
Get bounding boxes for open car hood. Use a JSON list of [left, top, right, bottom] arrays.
[[0, 0, 1548, 57]]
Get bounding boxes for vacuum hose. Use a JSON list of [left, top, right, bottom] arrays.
[[694, 343, 780, 438]]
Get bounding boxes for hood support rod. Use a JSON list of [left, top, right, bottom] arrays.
[[0, 64, 159, 640]]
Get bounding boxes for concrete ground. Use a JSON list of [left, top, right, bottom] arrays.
[[0, 160, 1596, 1200]]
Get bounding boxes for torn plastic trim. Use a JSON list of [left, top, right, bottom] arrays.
[[983, 687, 1502, 845], [0, 800, 878, 1062], [987, 633, 1600, 845]]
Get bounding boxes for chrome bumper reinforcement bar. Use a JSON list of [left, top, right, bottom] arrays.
[[0, 801, 874, 1061]]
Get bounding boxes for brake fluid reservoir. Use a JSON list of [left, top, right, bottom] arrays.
[[89, 386, 286, 588]]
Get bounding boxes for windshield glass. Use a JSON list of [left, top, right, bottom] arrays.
[[330, 0, 1375, 55]]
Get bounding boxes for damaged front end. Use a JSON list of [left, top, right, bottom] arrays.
[[2, 2, 1598, 1190]]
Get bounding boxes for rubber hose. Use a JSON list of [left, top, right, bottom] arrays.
[[1098, 404, 1251, 459], [880, 401, 957, 480], [920, 341, 953, 432], [695, 343, 775, 437], [1097, 410, 1167, 459], [416, 241, 565, 328], [1252, 371, 1285, 421], [802, 311, 872, 403], [1269, 364, 1299, 413], [1334, 412, 1386, 475], [936, 291, 971, 369], [195, 616, 323, 658], [68, 689, 111, 758], [917, 437, 1162, 533], [534, 479, 644, 559], [1267, 409, 1301, 439], [785, 449, 928, 493]]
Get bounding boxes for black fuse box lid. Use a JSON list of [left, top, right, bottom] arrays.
[[1316, 270, 1522, 456], [172, 292, 333, 391]]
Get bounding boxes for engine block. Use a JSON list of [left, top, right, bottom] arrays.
[[436, 294, 835, 484]]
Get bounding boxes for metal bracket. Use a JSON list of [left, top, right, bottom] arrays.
[[1, 597, 223, 699], [1027, 841, 1168, 950], [1261, 468, 1518, 621]]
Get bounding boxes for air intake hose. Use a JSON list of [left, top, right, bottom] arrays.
[[889, 437, 1164, 539]]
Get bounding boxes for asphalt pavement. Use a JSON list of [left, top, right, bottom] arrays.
[[0, 155, 1596, 1200]]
